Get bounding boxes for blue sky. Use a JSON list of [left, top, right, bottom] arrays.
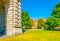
[[22, 0, 60, 20]]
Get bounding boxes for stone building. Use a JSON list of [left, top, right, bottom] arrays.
[[32, 20, 38, 29], [0, 0, 22, 36]]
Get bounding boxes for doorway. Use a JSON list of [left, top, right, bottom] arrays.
[[0, 3, 6, 36]]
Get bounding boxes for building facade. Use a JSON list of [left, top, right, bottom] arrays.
[[0, 0, 22, 36]]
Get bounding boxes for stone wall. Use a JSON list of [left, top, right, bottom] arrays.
[[6, 0, 22, 36], [0, 0, 22, 36]]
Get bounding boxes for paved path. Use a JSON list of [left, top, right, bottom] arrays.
[[0, 35, 12, 39], [0, 35, 8, 39]]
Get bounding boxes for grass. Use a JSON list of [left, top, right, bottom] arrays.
[[0, 29, 60, 41]]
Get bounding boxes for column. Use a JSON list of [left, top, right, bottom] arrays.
[[12, 0, 19, 35], [13, 0, 22, 35], [18, 1, 21, 27], [6, 0, 14, 36]]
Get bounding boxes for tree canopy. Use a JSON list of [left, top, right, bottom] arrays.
[[21, 11, 32, 28], [45, 2, 60, 30], [51, 2, 60, 18], [38, 18, 45, 29]]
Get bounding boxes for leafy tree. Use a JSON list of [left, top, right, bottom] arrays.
[[45, 17, 60, 30], [21, 11, 32, 28], [30, 18, 34, 27], [45, 2, 60, 30], [51, 2, 60, 18], [38, 18, 45, 29]]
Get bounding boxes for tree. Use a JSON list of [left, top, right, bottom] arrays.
[[30, 18, 34, 27], [21, 11, 32, 28], [45, 2, 60, 30], [45, 17, 60, 30], [38, 18, 45, 29], [51, 2, 60, 18]]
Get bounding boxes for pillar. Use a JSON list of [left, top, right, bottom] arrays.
[[6, 0, 22, 36], [6, 0, 14, 36]]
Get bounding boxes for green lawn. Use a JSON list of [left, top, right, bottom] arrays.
[[0, 29, 60, 41]]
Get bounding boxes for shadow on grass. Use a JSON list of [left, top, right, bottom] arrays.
[[22, 28, 31, 33], [22, 29, 28, 33]]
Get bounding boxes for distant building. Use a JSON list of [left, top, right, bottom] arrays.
[[32, 20, 38, 29]]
